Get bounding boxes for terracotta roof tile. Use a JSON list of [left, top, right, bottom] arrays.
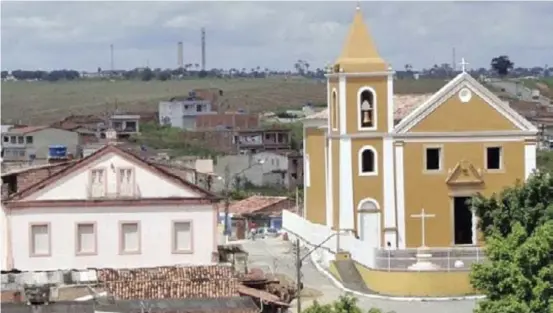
[[6, 126, 49, 134], [304, 94, 433, 122], [97, 266, 239, 300], [228, 196, 289, 215]]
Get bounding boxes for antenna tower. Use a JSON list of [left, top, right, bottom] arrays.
[[201, 27, 206, 71]]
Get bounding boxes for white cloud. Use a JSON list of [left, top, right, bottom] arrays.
[[1, 1, 552, 71]]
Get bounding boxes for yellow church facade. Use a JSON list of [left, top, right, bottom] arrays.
[[303, 7, 538, 250]]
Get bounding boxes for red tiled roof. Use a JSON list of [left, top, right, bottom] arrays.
[[237, 285, 289, 307], [97, 266, 239, 300], [304, 94, 433, 122], [6, 126, 49, 134], [228, 196, 289, 215]]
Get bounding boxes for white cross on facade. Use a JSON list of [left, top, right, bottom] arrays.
[[459, 58, 469, 72], [410, 208, 436, 248]]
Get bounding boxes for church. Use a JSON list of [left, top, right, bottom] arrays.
[[301, 6, 538, 251]]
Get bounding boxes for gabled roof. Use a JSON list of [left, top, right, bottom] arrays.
[[393, 72, 538, 133], [7, 144, 217, 201]]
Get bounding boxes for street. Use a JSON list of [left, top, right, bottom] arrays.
[[240, 238, 478, 313]]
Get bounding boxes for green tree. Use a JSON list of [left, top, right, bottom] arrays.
[[537, 150, 553, 173], [141, 68, 154, 81], [490, 55, 514, 77], [303, 295, 394, 313], [470, 172, 553, 313]]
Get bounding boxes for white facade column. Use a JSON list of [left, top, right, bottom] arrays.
[[338, 75, 354, 230], [524, 140, 537, 180], [394, 141, 406, 249]]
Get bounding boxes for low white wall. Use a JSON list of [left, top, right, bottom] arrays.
[[282, 210, 375, 268]]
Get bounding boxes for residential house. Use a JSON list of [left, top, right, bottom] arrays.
[[215, 151, 302, 190], [108, 114, 140, 138], [159, 94, 213, 129], [228, 196, 295, 239], [233, 128, 292, 154], [1, 144, 220, 271], [1, 126, 80, 163]]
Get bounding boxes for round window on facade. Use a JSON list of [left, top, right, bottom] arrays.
[[459, 88, 472, 103]]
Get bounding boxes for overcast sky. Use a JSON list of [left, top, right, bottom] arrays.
[[1, 1, 552, 72]]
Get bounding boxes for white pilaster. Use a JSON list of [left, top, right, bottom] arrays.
[[394, 142, 406, 248], [383, 137, 396, 248], [339, 138, 354, 230], [387, 73, 394, 132], [328, 137, 334, 228], [338, 75, 354, 230], [325, 135, 333, 227], [339, 75, 347, 135], [524, 142, 537, 180]]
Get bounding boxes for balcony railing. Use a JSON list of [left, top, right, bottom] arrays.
[[87, 184, 141, 199]]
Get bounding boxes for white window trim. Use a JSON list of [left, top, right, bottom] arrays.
[[423, 145, 443, 173], [484, 145, 504, 172], [358, 145, 378, 176], [305, 154, 311, 187], [331, 89, 338, 131], [357, 86, 378, 131]]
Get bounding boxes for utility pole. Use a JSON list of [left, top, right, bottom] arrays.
[[223, 165, 231, 243], [295, 231, 345, 313]]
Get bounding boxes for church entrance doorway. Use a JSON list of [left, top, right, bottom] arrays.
[[357, 199, 381, 249], [453, 196, 473, 245], [359, 212, 380, 248]]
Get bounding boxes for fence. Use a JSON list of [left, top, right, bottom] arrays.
[[374, 247, 486, 272], [282, 210, 486, 272]]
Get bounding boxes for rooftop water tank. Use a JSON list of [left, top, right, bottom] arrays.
[[48, 145, 67, 159]]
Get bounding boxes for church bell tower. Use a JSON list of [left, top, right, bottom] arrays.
[[326, 5, 398, 249]]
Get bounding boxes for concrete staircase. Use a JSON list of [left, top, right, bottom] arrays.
[[333, 260, 371, 293]]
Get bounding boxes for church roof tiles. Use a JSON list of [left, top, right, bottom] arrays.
[[304, 94, 432, 123]]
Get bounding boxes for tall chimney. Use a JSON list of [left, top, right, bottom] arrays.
[[201, 28, 206, 71], [177, 41, 184, 69]]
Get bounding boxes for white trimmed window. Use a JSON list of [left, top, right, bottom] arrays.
[[30, 224, 50, 256], [172, 221, 193, 253], [120, 222, 140, 254], [118, 168, 135, 197], [425, 147, 442, 171], [331, 90, 338, 130], [486, 147, 502, 170], [76, 223, 96, 255], [359, 147, 378, 176], [90, 168, 106, 197]]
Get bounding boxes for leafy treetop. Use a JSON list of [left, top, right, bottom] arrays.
[[470, 172, 553, 313], [302, 295, 394, 313]]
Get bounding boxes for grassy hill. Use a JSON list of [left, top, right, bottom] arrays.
[[1, 77, 450, 124]]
